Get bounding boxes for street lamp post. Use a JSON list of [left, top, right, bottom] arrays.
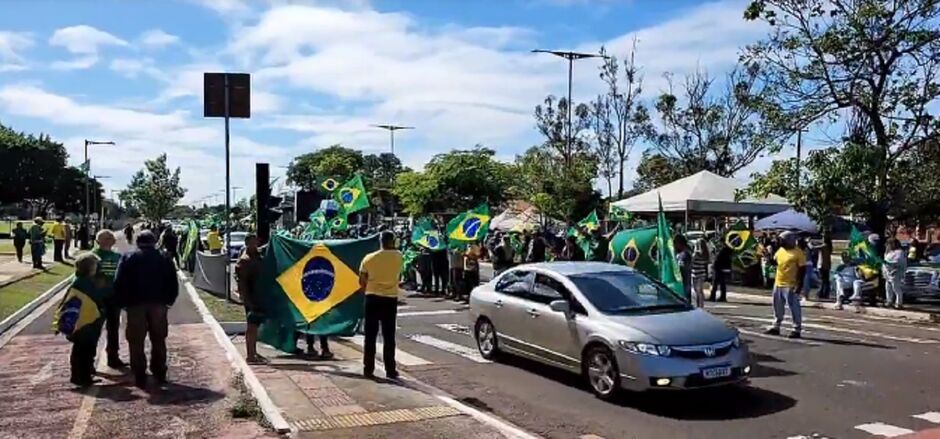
[[83, 139, 114, 248], [94, 175, 110, 230], [531, 50, 605, 156], [372, 124, 414, 155]]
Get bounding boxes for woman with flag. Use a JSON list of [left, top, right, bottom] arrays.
[[55, 252, 107, 387]]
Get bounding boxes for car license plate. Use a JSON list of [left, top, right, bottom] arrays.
[[702, 366, 731, 379]]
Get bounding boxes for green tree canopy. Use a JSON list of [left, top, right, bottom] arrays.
[[121, 154, 186, 222], [286, 145, 365, 191], [632, 151, 686, 193]]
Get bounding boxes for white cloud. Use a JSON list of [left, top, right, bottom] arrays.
[[188, 0, 252, 16], [48, 25, 129, 70], [52, 55, 99, 70], [0, 31, 33, 71], [138, 29, 180, 48]]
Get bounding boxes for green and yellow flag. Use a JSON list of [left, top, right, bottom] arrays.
[[656, 195, 683, 294], [724, 220, 759, 271], [258, 234, 379, 352], [335, 175, 370, 213], [412, 217, 445, 251], [446, 203, 490, 246], [578, 210, 600, 233], [319, 177, 340, 194], [610, 226, 658, 273], [53, 279, 99, 339], [329, 207, 349, 232], [849, 226, 882, 268], [609, 204, 633, 222]]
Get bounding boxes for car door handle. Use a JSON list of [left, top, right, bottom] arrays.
[[494, 299, 503, 308], [527, 308, 540, 318]]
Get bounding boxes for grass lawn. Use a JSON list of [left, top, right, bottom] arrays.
[[0, 239, 52, 255], [0, 264, 72, 321], [198, 290, 246, 322]]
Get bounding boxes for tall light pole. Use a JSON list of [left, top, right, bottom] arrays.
[[372, 124, 414, 155], [531, 50, 605, 157], [94, 175, 110, 229], [83, 140, 114, 248]]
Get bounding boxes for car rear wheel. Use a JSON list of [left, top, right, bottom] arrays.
[[475, 318, 499, 360], [584, 345, 621, 400]]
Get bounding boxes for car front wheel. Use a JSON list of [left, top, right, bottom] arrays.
[[584, 345, 621, 400], [475, 318, 499, 360]]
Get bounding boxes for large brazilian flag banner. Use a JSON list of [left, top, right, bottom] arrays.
[[609, 226, 659, 278], [256, 233, 379, 352], [724, 220, 759, 272]]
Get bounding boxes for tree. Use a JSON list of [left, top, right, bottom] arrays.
[[362, 153, 408, 216], [632, 151, 686, 193], [534, 95, 593, 170], [121, 154, 186, 222], [591, 94, 617, 198], [513, 145, 600, 224], [597, 42, 653, 199], [0, 124, 69, 213], [392, 147, 512, 216], [650, 66, 780, 177], [286, 145, 364, 190], [742, 0, 940, 234]]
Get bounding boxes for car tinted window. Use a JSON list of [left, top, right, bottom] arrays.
[[495, 270, 532, 297], [531, 274, 564, 304], [568, 271, 690, 314]]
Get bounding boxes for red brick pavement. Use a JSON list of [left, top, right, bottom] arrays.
[[0, 323, 273, 439]]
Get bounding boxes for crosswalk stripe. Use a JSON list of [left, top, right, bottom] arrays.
[[738, 329, 822, 346], [913, 412, 940, 424], [436, 323, 471, 336], [724, 315, 939, 344], [408, 334, 490, 363], [398, 310, 460, 317], [346, 335, 432, 366], [854, 422, 915, 437]]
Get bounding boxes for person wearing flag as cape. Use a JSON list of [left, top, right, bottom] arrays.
[[56, 252, 107, 387]]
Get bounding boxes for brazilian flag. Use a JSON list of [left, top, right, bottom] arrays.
[[412, 218, 445, 250], [724, 220, 759, 271], [330, 207, 349, 232], [257, 234, 379, 352], [335, 175, 370, 213], [609, 205, 633, 222], [181, 219, 199, 263], [656, 196, 683, 295], [447, 203, 491, 247], [53, 278, 100, 340], [319, 177, 340, 194], [849, 226, 882, 268], [578, 210, 600, 233], [610, 226, 658, 275]]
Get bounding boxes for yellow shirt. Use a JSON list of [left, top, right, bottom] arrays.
[[207, 231, 223, 250], [774, 247, 807, 288], [360, 249, 403, 298], [51, 222, 66, 240]]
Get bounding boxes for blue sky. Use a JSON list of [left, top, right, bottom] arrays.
[[0, 0, 788, 204]]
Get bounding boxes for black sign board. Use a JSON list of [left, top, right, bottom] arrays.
[[204, 72, 251, 118]]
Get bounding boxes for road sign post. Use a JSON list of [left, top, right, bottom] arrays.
[[204, 72, 250, 302]]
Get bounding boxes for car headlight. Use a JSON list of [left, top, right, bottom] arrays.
[[619, 341, 671, 357]]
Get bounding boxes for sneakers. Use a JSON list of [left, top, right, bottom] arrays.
[[363, 370, 375, 379], [787, 331, 802, 339], [107, 358, 127, 369], [386, 371, 400, 380], [764, 327, 781, 336]]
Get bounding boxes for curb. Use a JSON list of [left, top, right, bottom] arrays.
[[725, 292, 939, 323], [0, 267, 42, 289], [220, 321, 247, 336], [178, 271, 292, 435], [332, 337, 542, 439], [0, 274, 73, 337]]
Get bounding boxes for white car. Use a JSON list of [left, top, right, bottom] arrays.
[[225, 231, 248, 259]]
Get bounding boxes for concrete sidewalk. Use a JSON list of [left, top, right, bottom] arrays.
[[234, 335, 526, 438], [0, 274, 273, 438], [724, 289, 940, 323]]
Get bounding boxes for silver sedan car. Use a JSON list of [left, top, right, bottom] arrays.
[[469, 262, 750, 400]]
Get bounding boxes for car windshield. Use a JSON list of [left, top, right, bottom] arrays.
[[568, 271, 691, 314]]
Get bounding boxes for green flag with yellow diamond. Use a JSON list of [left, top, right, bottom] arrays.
[[318, 177, 340, 194], [257, 234, 379, 352], [578, 210, 600, 233], [335, 175, 370, 213], [609, 226, 659, 275], [446, 203, 491, 248]]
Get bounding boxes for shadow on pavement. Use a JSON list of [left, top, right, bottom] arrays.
[[145, 382, 226, 406], [748, 352, 797, 378], [496, 353, 796, 420], [803, 335, 893, 349]]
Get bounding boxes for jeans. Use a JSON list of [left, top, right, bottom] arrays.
[[30, 242, 44, 268], [53, 239, 64, 262], [709, 269, 728, 301], [70, 324, 102, 382], [125, 304, 169, 381], [885, 275, 903, 307], [818, 268, 831, 299], [772, 286, 802, 332], [691, 276, 705, 308], [13, 241, 24, 262], [104, 300, 122, 362], [363, 295, 398, 376], [463, 269, 479, 297]]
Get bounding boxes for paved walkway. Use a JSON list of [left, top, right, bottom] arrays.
[[0, 235, 272, 438], [233, 334, 514, 438], [0, 251, 56, 285]]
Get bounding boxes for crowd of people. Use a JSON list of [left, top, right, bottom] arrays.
[[9, 217, 100, 268]]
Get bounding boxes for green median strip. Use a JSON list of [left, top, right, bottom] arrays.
[[0, 264, 72, 321], [197, 290, 246, 322]]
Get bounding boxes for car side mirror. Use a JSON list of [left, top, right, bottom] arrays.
[[549, 300, 571, 315]]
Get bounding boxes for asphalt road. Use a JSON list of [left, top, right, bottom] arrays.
[[384, 267, 940, 439]]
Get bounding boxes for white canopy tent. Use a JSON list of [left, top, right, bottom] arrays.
[[491, 203, 564, 232], [611, 170, 789, 216]]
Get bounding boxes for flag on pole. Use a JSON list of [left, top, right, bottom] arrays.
[[318, 177, 340, 194], [724, 220, 759, 270], [446, 203, 491, 247], [257, 234, 379, 352], [334, 175, 370, 213], [656, 195, 683, 294], [849, 226, 882, 268], [608, 205, 633, 222], [578, 210, 600, 233], [412, 217, 444, 250]]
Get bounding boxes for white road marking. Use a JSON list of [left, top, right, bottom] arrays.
[[707, 304, 740, 309], [408, 334, 490, 363], [347, 335, 432, 366], [738, 329, 822, 346], [398, 310, 460, 317], [398, 305, 414, 310], [29, 361, 55, 387], [854, 422, 914, 437], [913, 411, 940, 424], [67, 344, 108, 439], [725, 315, 939, 344], [436, 323, 471, 335]]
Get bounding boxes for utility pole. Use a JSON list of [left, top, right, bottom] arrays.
[[372, 124, 414, 155], [794, 127, 807, 190], [531, 49, 606, 161], [83, 139, 114, 248]]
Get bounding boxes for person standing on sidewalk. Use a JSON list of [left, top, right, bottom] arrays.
[[710, 243, 732, 302], [883, 238, 907, 309], [59, 252, 107, 387], [463, 242, 482, 301], [63, 222, 73, 260], [690, 239, 709, 308], [93, 230, 126, 368], [113, 231, 179, 388], [817, 235, 833, 300], [235, 234, 267, 364], [51, 219, 66, 262], [123, 223, 134, 245], [28, 218, 46, 269], [359, 231, 403, 380], [12, 222, 27, 263], [765, 231, 807, 339]]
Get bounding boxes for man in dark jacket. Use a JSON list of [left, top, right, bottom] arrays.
[[113, 230, 178, 388], [710, 244, 733, 302]]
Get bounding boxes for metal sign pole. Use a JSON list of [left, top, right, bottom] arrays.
[[224, 74, 232, 302]]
